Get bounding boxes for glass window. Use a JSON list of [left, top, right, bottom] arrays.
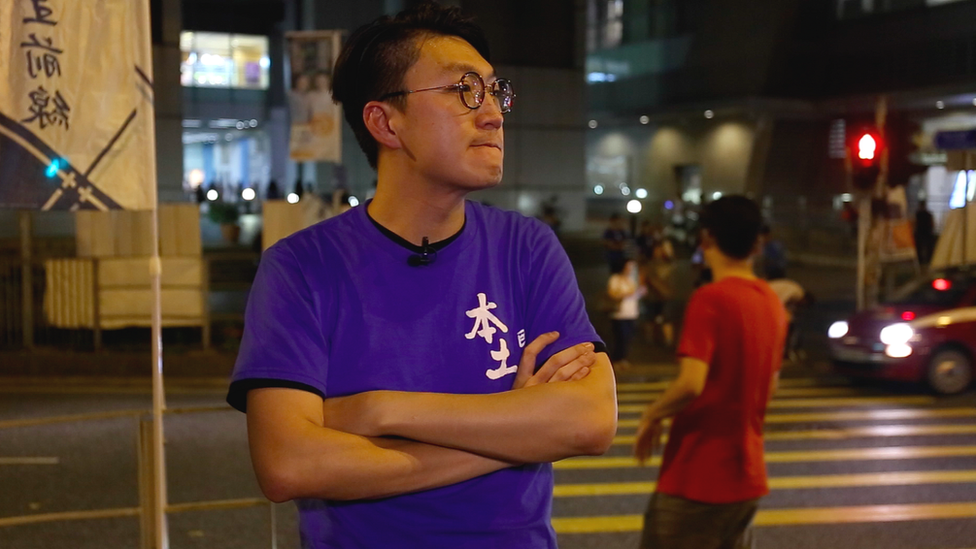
[[829, 119, 847, 159], [180, 32, 270, 89]]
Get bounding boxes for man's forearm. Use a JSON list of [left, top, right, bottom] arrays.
[[365, 355, 617, 463], [248, 390, 513, 503], [643, 378, 698, 422], [324, 435, 514, 501]]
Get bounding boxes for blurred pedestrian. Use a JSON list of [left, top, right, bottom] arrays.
[[227, 4, 616, 548], [604, 213, 628, 270], [914, 199, 935, 266], [538, 194, 562, 235], [760, 225, 787, 280], [767, 278, 813, 363], [841, 201, 859, 238], [691, 242, 712, 287], [643, 233, 676, 348], [633, 195, 788, 549], [635, 220, 656, 261], [266, 179, 281, 200], [607, 257, 646, 369]]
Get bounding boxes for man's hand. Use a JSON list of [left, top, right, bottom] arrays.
[[321, 333, 598, 436], [633, 413, 664, 466], [512, 332, 596, 389]]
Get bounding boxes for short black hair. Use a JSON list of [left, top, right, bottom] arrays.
[[331, 2, 490, 169], [699, 195, 762, 260]]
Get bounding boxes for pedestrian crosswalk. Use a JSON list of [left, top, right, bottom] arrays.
[[552, 377, 976, 548]]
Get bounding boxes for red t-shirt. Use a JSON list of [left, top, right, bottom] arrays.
[[657, 276, 788, 504]]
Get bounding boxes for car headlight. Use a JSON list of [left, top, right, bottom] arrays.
[[885, 343, 913, 358], [828, 321, 849, 339], [880, 323, 914, 345]]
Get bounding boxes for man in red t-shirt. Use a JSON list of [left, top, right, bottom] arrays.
[[633, 195, 788, 549]]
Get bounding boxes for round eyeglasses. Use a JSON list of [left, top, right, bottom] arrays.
[[380, 72, 515, 114]]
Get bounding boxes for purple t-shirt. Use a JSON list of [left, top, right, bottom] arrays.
[[228, 200, 601, 548]]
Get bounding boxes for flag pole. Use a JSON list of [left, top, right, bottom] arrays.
[[139, 1, 168, 546], [150, 205, 168, 549]]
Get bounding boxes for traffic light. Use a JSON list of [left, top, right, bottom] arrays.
[[850, 127, 883, 190]]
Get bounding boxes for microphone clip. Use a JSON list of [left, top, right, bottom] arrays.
[[407, 236, 437, 267]]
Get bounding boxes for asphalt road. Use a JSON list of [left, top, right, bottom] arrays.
[[2, 242, 976, 548], [1, 374, 975, 548]]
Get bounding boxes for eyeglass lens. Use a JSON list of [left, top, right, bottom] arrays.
[[459, 73, 513, 113], [459, 73, 486, 110]]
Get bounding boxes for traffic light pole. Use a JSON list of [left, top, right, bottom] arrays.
[[965, 158, 969, 268], [856, 196, 868, 311], [856, 96, 888, 311], [963, 152, 975, 267]]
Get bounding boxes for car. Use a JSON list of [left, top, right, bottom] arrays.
[[828, 268, 976, 395]]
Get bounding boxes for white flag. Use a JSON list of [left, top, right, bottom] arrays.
[[0, 0, 156, 211]]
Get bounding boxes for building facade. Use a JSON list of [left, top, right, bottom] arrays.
[[584, 0, 976, 251], [172, 0, 593, 231]]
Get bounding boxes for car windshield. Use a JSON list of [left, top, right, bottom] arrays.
[[885, 271, 974, 307]]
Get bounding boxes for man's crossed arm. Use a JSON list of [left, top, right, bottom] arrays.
[[246, 332, 617, 502]]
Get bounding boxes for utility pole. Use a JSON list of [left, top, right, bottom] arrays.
[[855, 95, 888, 311]]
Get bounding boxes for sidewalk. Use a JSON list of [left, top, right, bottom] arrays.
[[0, 374, 230, 394], [0, 348, 237, 378], [0, 231, 857, 383]]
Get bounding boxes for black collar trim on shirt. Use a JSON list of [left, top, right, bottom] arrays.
[[365, 208, 466, 253]]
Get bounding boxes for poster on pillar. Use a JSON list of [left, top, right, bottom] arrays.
[[0, 0, 156, 211], [287, 30, 343, 164]]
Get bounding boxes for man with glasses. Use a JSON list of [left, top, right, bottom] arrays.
[[227, 3, 617, 548]]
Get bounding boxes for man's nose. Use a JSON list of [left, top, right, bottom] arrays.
[[476, 98, 504, 130]]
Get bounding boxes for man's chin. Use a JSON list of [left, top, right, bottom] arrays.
[[470, 166, 503, 188]]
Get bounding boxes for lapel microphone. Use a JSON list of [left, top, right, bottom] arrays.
[[407, 236, 437, 267]]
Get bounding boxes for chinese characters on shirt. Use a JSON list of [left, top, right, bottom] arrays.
[[466, 292, 526, 380]]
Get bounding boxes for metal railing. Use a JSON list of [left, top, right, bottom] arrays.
[[0, 406, 277, 549], [0, 251, 259, 353]]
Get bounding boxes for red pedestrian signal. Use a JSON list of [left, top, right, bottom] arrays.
[[850, 127, 883, 190], [857, 134, 877, 160]]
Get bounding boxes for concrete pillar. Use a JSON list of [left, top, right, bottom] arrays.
[[153, 0, 185, 203]]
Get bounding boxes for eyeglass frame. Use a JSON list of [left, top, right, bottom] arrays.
[[378, 71, 515, 114]]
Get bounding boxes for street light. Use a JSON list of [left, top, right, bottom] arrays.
[[635, 188, 648, 199], [206, 189, 218, 201], [242, 188, 256, 201], [626, 199, 642, 237], [287, 193, 300, 204]]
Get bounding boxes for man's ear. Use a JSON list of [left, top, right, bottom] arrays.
[[363, 101, 402, 151], [700, 229, 715, 250]]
